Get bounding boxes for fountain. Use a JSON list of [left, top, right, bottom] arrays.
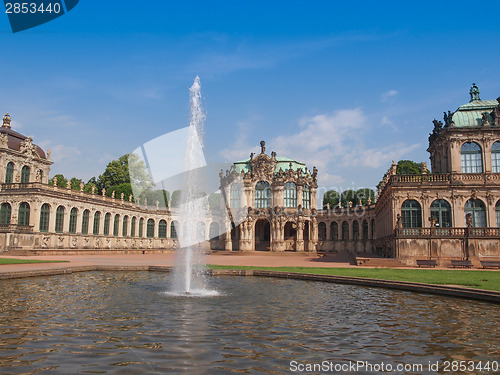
[[170, 76, 218, 296]]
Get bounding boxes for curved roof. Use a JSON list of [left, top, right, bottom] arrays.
[[0, 125, 47, 159], [233, 156, 308, 174], [452, 99, 499, 127]]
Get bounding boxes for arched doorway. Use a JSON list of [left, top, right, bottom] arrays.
[[304, 220, 310, 251], [255, 219, 270, 251], [284, 221, 297, 251], [231, 224, 240, 251]]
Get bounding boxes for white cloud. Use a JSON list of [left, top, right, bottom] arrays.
[[38, 141, 81, 165], [381, 89, 398, 102], [221, 108, 421, 190], [381, 116, 393, 125], [345, 143, 421, 169]]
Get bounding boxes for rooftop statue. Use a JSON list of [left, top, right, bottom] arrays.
[[469, 83, 481, 102]]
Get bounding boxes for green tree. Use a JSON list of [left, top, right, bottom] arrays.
[[355, 188, 375, 205], [98, 154, 131, 189], [140, 189, 169, 207], [396, 160, 422, 175], [341, 189, 357, 207], [49, 174, 67, 188], [323, 190, 340, 208], [127, 153, 154, 194], [208, 192, 223, 210], [170, 190, 182, 208], [70, 177, 83, 190], [108, 182, 133, 200]]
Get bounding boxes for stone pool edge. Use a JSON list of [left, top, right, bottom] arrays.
[[0, 265, 499, 304]]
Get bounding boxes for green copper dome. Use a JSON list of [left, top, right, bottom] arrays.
[[451, 84, 499, 127], [233, 156, 307, 174]]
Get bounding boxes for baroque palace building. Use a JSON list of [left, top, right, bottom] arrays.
[[0, 84, 499, 266]]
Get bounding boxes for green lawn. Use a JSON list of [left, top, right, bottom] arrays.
[[0, 258, 68, 265], [208, 265, 500, 292]]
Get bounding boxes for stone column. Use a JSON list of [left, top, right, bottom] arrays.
[[29, 201, 39, 231], [224, 220, 232, 251], [487, 198, 496, 227], [75, 208, 83, 234], [99, 212, 106, 236], [453, 198, 466, 227], [296, 218, 304, 252], [450, 139, 462, 173], [63, 208, 71, 234], [311, 186, 318, 209], [421, 198, 430, 228], [483, 140, 491, 173], [297, 185, 303, 207], [245, 185, 252, 209], [49, 205, 57, 233]]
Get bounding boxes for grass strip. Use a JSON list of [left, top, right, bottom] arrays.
[[207, 265, 500, 292], [0, 258, 69, 265]]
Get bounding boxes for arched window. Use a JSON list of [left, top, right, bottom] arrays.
[[362, 220, 368, 239], [209, 222, 219, 240], [93, 211, 100, 235], [496, 200, 500, 228], [430, 199, 452, 227], [492, 142, 500, 173], [113, 214, 120, 236], [353, 221, 359, 240], [341, 221, 349, 240], [69, 208, 78, 234], [139, 218, 144, 238], [401, 200, 422, 228], [255, 181, 271, 208], [230, 183, 241, 209], [170, 220, 178, 239], [303, 185, 311, 209], [330, 222, 338, 240], [104, 213, 111, 236], [461, 142, 483, 173], [122, 216, 128, 237], [130, 216, 136, 237], [318, 222, 326, 241], [81, 210, 90, 234], [465, 199, 486, 227], [21, 166, 30, 183], [147, 219, 155, 238], [5, 162, 14, 183], [0, 203, 11, 225], [158, 219, 167, 238], [18, 202, 30, 226], [39, 203, 50, 232], [55, 206, 65, 233], [284, 182, 297, 208], [197, 222, 206, 242]]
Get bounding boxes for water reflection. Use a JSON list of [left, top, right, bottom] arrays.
[[0, 272, 498, 374]]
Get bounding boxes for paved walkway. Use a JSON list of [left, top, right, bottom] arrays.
[[1, 252, 488, 273], [0, 252, 359, 273]]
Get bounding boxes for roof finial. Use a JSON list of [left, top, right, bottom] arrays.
[[469, 83, 481, 102], [260, 140, 266, 154], [2, 113, 11, 128]]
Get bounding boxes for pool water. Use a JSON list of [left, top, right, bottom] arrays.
[[0, 272, 498, 374]]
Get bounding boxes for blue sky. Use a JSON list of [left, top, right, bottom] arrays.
[[1, 1, 500, 199]]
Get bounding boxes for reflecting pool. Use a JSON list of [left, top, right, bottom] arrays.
[[0, 272, 498, 374]]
